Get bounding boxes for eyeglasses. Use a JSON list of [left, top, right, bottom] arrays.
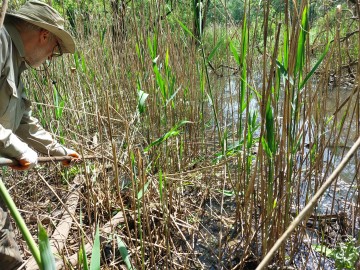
[[35, 41, 63, 71], [52, 41, 63, 58]]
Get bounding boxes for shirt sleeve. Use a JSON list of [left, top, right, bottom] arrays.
[[15, 106, 70, 156], [0, 126, 28, 158], [0, 27, 28, 158]]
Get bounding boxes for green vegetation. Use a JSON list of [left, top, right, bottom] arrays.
[[314, 238, 360, 270], [5, 0, 360, 269]]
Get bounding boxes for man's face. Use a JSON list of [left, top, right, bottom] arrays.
[[25, 30, 62, 68]]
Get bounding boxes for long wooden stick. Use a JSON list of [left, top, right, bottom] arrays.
[[0, 156, 97, 167], [256, 135, 360, 269]]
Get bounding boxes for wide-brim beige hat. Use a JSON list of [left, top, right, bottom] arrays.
[[6, 0, 75, 53]]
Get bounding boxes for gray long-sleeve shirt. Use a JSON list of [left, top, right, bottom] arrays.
[[0, 23, 70, 158]]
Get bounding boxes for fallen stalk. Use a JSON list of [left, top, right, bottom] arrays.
[[25, 175, 84, 270], [256, 135, 360, 270], [55, 211, 125, 269]]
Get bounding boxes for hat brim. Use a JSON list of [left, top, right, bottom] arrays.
[[6, 13, 75, 54]]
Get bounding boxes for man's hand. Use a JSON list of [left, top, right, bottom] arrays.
[[62, 149, 81, 166], [10, 148, 38, 171]]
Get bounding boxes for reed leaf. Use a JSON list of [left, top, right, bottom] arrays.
[[147, 34, 158, 61], [299, 41, 331, 90], [38, 223, 56, 270], [213, 140, 243, 162], [261, 137, 272, 158], [275, 60, 294, 85], [174, 17, 196, 39], [144, 120, 191, 152], [240, 14, 248, 114], [117, 236, 135, 270], [52, 85, 64, 120], [78, 210, 89, 270], [89, 225, 101, 270], [99, 28, 106, 46], [80, 235, 89, 270], [295, 5, 309, 78], [73, 52, 80, 70], [135, 42, 144, 66], [166, 86, 182, 107], [153, 65, 167, 103], [207, 37, 224, 62], [164, 48, 176, 108], [137, 89, 149, 114], [137, 181, 150, 200], [220, 189, 235, 197], [229, 40, 240, 65]]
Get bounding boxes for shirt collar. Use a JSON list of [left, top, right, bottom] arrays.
[[5, 23, 26, 58], [4, 22, 28, 71]]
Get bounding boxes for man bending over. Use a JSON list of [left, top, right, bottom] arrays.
[[0, 1, 80, 268]]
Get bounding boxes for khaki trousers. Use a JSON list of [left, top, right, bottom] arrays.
[[0, 180, 23, 270]]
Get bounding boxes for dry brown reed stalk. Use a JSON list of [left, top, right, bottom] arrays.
[[0, 0, 8, 27]]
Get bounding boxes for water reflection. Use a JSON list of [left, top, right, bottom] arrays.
[[220, 76, 359, 182], [218, 76, 359, 213]]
